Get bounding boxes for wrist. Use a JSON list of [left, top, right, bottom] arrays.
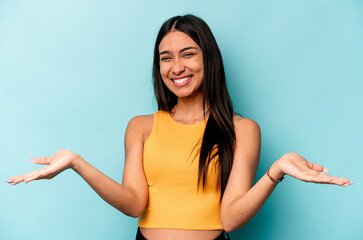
[[268, 162, 285, 181], [72, 154, 85, 173]]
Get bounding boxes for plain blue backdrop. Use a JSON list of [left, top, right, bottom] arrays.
[[1, 0, 362, 239]]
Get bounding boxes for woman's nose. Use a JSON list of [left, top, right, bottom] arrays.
[[171, 60, 185, 75]]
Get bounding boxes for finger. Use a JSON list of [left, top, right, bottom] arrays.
[[35, 166, 53, 180], [25, 167, 52, 183], [5, 179, 19, 185], [25, 166, 58, 182], [329, 176, 353, 186], [9, 169, 40, 185], [300, 171, 335, 184], [5, 180, 15, 185], [308, 173, 353, 186], [7, 175, 26, 185], [24, 171, 41, 183], [310, 173, 332, 183], [30, 157, 51, 165], [308, 162, 328, 172], [24, 172, 42, 183], [343, 182, 354, 187]]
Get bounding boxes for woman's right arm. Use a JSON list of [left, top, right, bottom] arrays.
[[7, 116, 149, 218]]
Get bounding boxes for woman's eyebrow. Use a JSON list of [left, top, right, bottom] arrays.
[[160, 50, 171, 55], [180, 47, 198, 52], [159, 47, 198, 56]]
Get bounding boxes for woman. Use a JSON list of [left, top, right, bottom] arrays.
[[7, 15, 353, 240]]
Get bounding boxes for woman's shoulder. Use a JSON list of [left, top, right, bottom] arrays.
[[232, 114, 261, 156], [127, 114, 154, 132], [129, 113, 154, 124], [233, 113, 260, 135], [127, 113, 155, 144]]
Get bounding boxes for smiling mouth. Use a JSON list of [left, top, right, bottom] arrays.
[[171, 75, 192, 84]]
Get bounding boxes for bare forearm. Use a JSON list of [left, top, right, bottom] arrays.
[[221, 150, 353, 232], [222, 164, 282, 232], [72, 156, 145, 217]]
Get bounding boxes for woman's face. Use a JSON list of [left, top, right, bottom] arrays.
[[159, 31, 204, 99]]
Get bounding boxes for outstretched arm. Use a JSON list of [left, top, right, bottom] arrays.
[[220, 117, 353, 232], [6, 116, 149, 218]]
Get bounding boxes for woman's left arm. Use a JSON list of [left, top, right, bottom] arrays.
[[220, 117, 353, 232]]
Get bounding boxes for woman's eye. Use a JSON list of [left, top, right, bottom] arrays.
[[160, 57, 171, 61], [183, 53, 195, 58]]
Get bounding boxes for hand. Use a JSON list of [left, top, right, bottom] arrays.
[[271, 152, 353, 187], [6, 149, 78, 185]]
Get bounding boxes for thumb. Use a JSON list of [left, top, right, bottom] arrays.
[[308, 162, 328, 172], [30, 157, 51, 165]]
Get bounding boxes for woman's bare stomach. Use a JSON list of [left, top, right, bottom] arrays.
[[140, 228, 223, 240]]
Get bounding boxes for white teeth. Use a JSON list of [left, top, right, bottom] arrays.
[[173, 76, 191, 84]]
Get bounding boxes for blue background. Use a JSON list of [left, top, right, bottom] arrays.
[[1, 0, 362, 239]]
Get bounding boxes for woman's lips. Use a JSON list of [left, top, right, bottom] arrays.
[[171, 75, 192, 87]]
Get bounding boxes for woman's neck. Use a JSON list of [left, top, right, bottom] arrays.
[[170, 93, 209, 125]]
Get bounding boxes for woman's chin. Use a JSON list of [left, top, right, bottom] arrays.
[[174, 91, 202, 100]]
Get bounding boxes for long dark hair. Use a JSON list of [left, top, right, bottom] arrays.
[[153, 15, 235, 199]]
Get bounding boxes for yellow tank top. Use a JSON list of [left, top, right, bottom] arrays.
[[138, 110, 223, 230]]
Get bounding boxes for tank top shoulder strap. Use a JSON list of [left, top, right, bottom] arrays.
[[155, 110, 170, 121]]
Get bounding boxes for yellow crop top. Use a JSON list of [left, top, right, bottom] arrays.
[[138, 110, 223, 230]]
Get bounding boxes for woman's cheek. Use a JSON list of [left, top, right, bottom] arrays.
[[160, 64, 169, 79]]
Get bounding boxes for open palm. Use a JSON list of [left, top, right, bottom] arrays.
[[276, 152, 353, 186], [7, 149, 77, 185]]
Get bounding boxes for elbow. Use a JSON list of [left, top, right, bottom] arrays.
[[221, 208, 248, 232], [118, 206, 144, 218], [221, 205, 234, 232], [114, 198, 146, 218], [222, 218, 248, 233], [221, 220, 239, 233], [221, 211, 237, 232], [129, 203, 146, 218], [127, 210, 143, 218], [117, 204, 145, 218], [115, 188, 147, 218]]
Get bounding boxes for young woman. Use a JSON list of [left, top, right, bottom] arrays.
[[7, 15, 353, 240]]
